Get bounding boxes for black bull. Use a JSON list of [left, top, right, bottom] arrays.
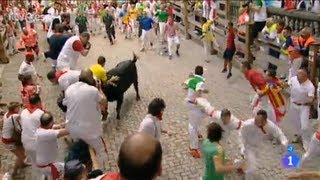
[[57, 56, 140, 119], [104, 55, 140, 119]]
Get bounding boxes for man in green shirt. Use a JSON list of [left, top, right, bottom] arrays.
[[103, 11, 116, 45], [155, 5, 169, 42], [75, 13, 88, 34], [202, 122, 246, 180]]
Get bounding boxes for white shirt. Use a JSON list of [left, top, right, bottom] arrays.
[[240, 118, 288, 149], [58, 70, 80, 91], [202, 1, 210, 19], [186, 75, 205, 101], [47, 15, 61, 38], [64, 82, 102, 139], [21, 108, 44, 151], [138, 114, 161, 140], [35, 128, 59, 165], [18, 61, 36, 76], [289, 76, 315, 104], [57, 36, 81, 70], [1, 113, 21, 140], [211, 110, 242, 136], [209, 1, 217, 21], [254, 1, 267, 22]]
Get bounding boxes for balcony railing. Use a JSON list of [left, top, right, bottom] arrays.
[[267, 7, 320, 37]]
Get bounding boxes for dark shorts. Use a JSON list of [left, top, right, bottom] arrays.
[[223, 49, 235, 61], [252, 21, 266, 39]]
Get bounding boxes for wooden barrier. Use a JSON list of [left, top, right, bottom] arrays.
[[0, 31, 9, 64], [171, 0, 320, 79]]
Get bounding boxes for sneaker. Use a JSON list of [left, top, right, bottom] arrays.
[[189, 148, 201, 158], [176, 50, 180, 57], [221, 69, 227, 73], [169, 55, 172, 60], [227, 73, 232, 79]]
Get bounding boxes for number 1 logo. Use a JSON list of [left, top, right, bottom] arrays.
[[282, 154, 299, 169]]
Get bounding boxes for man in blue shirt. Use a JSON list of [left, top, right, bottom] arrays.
[[139, 11, 154, 52]]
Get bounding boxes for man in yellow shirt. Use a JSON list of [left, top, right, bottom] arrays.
[[90, 56, 108, 84], [90, 56, 119, 87], [129, 4, 138, 36]]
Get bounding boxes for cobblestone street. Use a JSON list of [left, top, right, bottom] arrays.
[[0, 26, 319, 180]]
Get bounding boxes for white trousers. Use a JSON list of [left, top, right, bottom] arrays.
[[89, 17, 98, 32], [25, 149, 42, 180], [167, 36, 180, 56], [244, 147, 259, 180], [203, 41, 211, 61], [289, 57, 303, 80], [7, 36, 17, 54], [37, 162, 64, 180], [187, 102, 205, 149], [300, 133, 320, 167], [159, 22, 166, 41], [130, 19, 137, 34], [252, 94, 277, 124], [288, 102, 311, 150], [141, 29, 153, 49]]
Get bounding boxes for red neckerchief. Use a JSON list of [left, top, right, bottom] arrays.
[[55, 70, 67, 80], [40, 126, 50, 129], [156, 112, 163, 121], [6, 111, 17, 118], [316, 131, 320, 141], [27, 105, 42, 113], [260, 126, 267, 134], [101, 172, 121, 180]]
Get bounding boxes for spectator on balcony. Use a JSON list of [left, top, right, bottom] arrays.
[[276, 20, 287, 60], [261, 19, 277, 41], [280, 26, 293, 62], [288, 46, 303, 80], [250, 0, 267, 47], [296, 27, 316, 68]]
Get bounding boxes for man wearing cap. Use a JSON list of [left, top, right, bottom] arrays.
[[35, 112, 68, 179], [56, 32, 91, 70], [63, 69, 108, 170]]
